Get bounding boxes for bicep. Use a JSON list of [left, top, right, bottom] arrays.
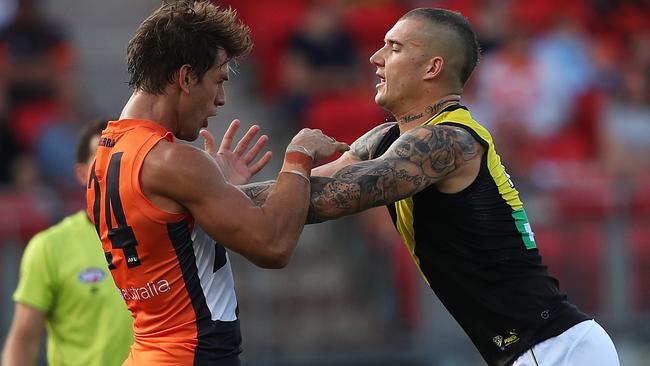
[[188, 180, 268, 249], [144, 144, 271, 255], [7, 303, 45, 341], [384, 124, 482, 183]]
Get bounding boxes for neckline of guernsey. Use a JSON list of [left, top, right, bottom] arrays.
[[108, 119, 169, 136], [423, 104, 468, 125]]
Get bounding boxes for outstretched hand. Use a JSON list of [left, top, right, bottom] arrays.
[[201, 119, 272, 185]]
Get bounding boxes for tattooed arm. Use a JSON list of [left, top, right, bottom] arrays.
[[307, 124, 482, 223], [239, 122, 398, 205], [238, 180, 274, 206], [312, 122, 397, 177]]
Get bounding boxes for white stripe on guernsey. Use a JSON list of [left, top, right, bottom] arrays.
[[191, 225, 238, 321]]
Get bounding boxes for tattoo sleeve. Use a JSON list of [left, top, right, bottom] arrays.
[[239, 180, 274, 206], [307, 125, 481, 223], [347, 122, 397, 161]]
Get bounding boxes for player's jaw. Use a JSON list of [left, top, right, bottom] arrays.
[[182, 89, 223, 140], [374, 69, 387, 103]]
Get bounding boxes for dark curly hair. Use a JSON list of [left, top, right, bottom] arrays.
[[127, 0, 253, 94]]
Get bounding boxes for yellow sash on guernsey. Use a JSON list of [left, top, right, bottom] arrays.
[[393, 108, 536, 284]]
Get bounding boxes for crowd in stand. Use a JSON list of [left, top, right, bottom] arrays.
[[0, 0, 649, 316]]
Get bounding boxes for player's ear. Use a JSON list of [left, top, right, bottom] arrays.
[[424, 56, 444, 81], [74, 163, 89, 186], [178, 64, 193, 93]]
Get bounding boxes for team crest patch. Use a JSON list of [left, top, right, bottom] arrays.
[[78, 268, 107, 284], [492, 335, 503, 348], [492, 330, 520, 350]]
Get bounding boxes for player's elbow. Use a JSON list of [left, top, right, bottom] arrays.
[[247, 231, 294, 269], [252, 246, 292, 269], [258, 254, 290, 269]]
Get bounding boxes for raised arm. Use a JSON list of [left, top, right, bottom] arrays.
[[307, 124, 482, 223], [239, 122, 398, 205], [312, 121, 397, 177], [144, 129, 348, 268]]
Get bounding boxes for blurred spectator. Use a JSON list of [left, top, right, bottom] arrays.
[[281, 2, 360, 124], [469, 0, 511, 54], [0, 106, 18, 185], [342, 1, 406, 60], [599, 41, 650, 181], [34, 72, 89, 189], [0, 0, 16, 28], [470, 13, 598, 180], [0, 0, 75, 152], [470, 28, 542, 176], [0, 0, 85, 190], [530, 17, 595, 138]]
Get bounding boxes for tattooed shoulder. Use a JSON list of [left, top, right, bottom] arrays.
[[385, 124, 481, 180], [348, 122, 398, 161], [412, 124, 480, 159]]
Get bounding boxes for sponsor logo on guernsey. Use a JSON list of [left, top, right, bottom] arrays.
[[504, 330, 520, 347], [119, 279, 171, 301], [78, 268, 107, 284]]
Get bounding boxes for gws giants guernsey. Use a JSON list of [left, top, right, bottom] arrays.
[[86, 119, 241, 365]]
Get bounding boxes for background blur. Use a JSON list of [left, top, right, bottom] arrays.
[[0, 0, 649, 365]]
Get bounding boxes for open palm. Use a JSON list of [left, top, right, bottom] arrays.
[[201, 119, 272, 185]]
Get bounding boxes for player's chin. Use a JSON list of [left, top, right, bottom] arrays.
[[178, 128, 201, 142], [374, 93, 386, 107]]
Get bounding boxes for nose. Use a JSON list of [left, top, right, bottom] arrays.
[[214, 93, 225, 107], [369, 48, 384, 67]]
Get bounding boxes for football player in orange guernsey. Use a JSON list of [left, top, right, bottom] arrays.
[[86, 1, 348, 365]]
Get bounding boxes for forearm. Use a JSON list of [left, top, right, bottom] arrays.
[[256, 172, 310, 266], [239, 180, 274, 206], [307, 157, 413, 223], [307, 176, 364, 224], [245, 151, 312, 268], [242, 177, 363, 224]]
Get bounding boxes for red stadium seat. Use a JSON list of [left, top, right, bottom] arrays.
[[562, 222, 604, 314], [535, 226, 564, 271], [303, 90, 391, 146], [223, 0, 307, 98], [343, 3, 407, 59], [11, 100, 60, 151], [0, 191, 54, 243], [549, 170, 616, 219], [536, 221, 603, 314], [629, 179, 650, 217]]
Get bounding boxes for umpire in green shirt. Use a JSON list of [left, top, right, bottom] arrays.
[[2, 120, 133, 366]]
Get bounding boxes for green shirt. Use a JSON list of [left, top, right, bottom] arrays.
[[13, 211, 133, 366]]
